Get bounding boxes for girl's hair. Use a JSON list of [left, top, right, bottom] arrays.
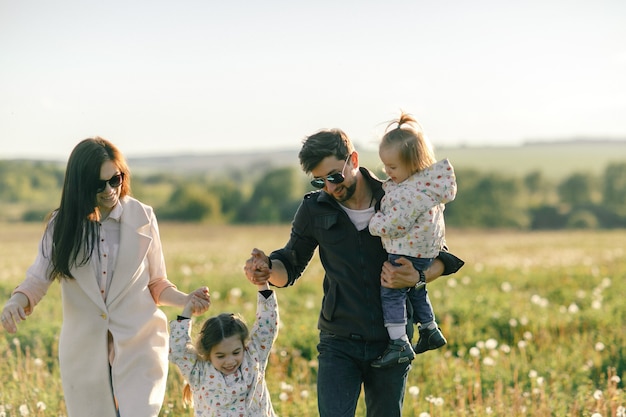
[[182, 313, 250, 404], [380, 111, 436, 173], [298, 128, 355, 173], [45, 137, 131, 280]]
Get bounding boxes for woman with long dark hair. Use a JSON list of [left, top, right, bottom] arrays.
[[1, 137, 210, 417]]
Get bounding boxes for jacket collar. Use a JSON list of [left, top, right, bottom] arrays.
[[69, 197, 152, 309]]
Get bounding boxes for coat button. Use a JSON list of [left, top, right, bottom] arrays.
[[101, 313, 107, 320]]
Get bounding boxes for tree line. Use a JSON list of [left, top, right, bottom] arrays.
[[1, 160, 625, 229]]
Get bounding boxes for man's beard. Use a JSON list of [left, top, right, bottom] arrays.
[[333, 180, 357, 203]]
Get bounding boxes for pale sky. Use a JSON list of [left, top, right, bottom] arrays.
[[1, 0, 625, 160]]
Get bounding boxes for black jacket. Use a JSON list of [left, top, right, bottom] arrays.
[[271, 168, 401, 342]]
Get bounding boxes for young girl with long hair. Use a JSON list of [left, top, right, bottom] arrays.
[[169, 273, 279, 416]]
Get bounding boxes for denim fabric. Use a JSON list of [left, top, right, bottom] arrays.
[[381, 255, 435, 326], [317, 331, 410, 417]]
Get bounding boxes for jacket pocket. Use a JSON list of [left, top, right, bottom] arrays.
[[313, 213, 344, 244]]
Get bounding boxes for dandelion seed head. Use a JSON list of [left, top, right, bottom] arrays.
[[509, 318, 518, 327], [35, 402, 46, 412], [305, 299, 315, 309], [485, 338, 498, 350], [536, 377, 544, 386], [461, 276, 471, 285], [408, 386, 420, 397], [300, 390, 309, 399], [33, 358, 44, 368], [523, 331, 533, 341], [279, 392, 289, 401], [518, 340, 527, 349], [469, 347, 480, 357], [593, 390, 603, 400], [594, 342, 605, 352], [616, 405, 625, 417], [591, 413, 602, 417], [528, 370, 538, 378], [447, 278, 458, 288], [568, 303, 580, 313], [476, 340, 485, 349], [482, 357, 495, 366], [419, 413, 431, 417], [610, 375, 621, 384], [520, 316, 529, 326], [280, 382, 294, 392], [229, 287, 242, 298], [501, 282, 512, 292], [18, 404, 29, 416], [500, 344, 511, 353]]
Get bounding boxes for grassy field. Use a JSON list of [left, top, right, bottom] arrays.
[[0, 223, 624, 416]]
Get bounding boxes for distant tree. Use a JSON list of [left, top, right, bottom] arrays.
[[453, 172, 528, 229], [602, 162, 626, 216], [523, 171, 557, 206], [529, 205, 568, 230], [557, 173, 596, 206], [236, 167, 305, 223], [207, 181, 245, 222], [158, 184, 221, 222]]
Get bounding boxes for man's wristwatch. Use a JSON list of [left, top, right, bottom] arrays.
[[414, 269, 426, 290]]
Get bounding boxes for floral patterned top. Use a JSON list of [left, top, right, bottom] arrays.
[[169, 291, 279, 417], [369, 159, 457, 258]]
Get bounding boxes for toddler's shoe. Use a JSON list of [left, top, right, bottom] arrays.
[[371, 339, 415, 368], [414, 327, 447, 354]]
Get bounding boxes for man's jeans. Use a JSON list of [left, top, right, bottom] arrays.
[[317, 331, 410, 417]]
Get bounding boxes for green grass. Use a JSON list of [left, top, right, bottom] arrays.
[[1, 223, 625, 416]]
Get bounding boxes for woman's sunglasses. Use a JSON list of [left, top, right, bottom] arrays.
[[95, 173, 124, 193], [310, 155, 350, 189]]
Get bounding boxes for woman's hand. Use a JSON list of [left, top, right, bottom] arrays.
[[186, 287, 210, 316], [1, 294, 29, 334]]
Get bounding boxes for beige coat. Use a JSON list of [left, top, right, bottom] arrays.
[[15, 197, 174, 417]]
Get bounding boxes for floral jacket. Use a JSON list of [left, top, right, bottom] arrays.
[[169, 291, 279, 417], [369, 158, 457, 258]]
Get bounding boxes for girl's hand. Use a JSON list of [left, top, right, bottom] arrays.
[[244, 248, 271, 286]]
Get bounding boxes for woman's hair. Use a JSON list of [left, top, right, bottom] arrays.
[[380, 111, 436, 173], [298, 128, 355, 173], [182, 313, 250, 404], [45, 137, 131, 280]]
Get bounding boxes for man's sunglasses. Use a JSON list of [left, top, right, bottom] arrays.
[[95, 173, 124, 193], [310, 155, 350, 189]]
